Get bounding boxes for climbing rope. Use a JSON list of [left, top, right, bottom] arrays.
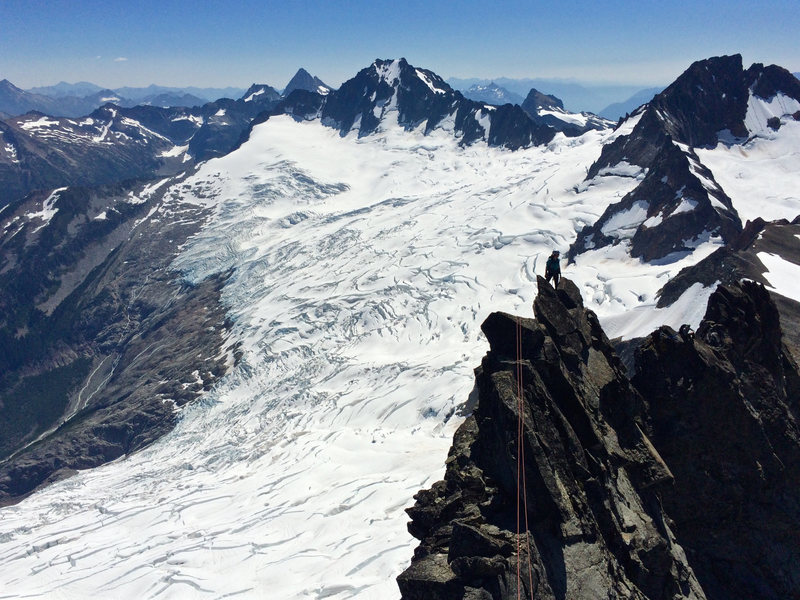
[[515, 318, 535, 598]]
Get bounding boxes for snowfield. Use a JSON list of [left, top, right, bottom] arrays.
[[697, 117, 800, 224], [0, 111, 796, 599]]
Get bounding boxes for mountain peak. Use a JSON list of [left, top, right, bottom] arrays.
[[522, 87, 563, 110], [372, 58, 408, 86], [241, 83, 281, 103], [283, 68, 332, 97], [462, 82, 524, 106], [573, 52, 800, 265], [273, 57, 553, 149], [0, 79, 21, 90]]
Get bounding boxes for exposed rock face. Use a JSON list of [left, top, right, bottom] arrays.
[[282, 68, 332, 97], [240, 83, 281, 104], [586, 55, 800, 180], [0, 92, 281, 208], [399, 276, 800, 599], [0, 178, 236, 503], [570, 54, 800, 262], [270, 58, 556, 150], [570, 139, 741, 262], [521, 89, 611, 137], [655, 218, 800, 361], [398, 277, 704, 599], [521, 88, 563, 112], [633, 281, 800, 600]]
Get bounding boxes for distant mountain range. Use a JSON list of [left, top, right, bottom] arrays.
[[597, 86, 663, 120], [2, 53, 800, 600], [0, 70, 336, 119], [448, 76, 654, 114], [0, 79, 225, 118], [460, 82, 525, 105], [28, 82, 247, 103], [0, 70, 328, 207], [12, 74, 677, 124]]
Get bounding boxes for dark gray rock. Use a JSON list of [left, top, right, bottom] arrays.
[[267, 58, 556, 150], [521, 89, 611, 137], [400, 275, 800, 599], [571, 55, 800, 263], [282, 68, 332, 97], [633, 281, 800, 600], [655, 218, 800, 362], [570, 140, 741, 262], [398, 277, 702, 599]]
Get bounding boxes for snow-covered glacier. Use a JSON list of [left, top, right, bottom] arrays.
[[0, 115, 733, 599]]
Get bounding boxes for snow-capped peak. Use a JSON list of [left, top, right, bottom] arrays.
[[374, 58, 403, 87], [274, 58, 553, 149]]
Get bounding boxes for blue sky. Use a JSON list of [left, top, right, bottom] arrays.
[[2, 0, 798, 89]]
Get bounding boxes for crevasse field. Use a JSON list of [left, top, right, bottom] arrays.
[[1, 101, 799, 599]]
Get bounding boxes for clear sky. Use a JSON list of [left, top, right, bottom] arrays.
[[2, 0, 798, 90]]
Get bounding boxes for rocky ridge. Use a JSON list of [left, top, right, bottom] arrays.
[[520, 88, 611, 137], [570, 54, 800, 262], [656, 216, 800, 362], [632, 281, 800, 599], [0, 89, 281, 208], [271, 58, 556, 150], [0, 176, 237, 503], [398, 276, 800, 599]]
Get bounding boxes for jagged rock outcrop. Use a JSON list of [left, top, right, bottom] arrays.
[[586, 55, 800, 180], [398, 277, 704, 599], [240, 83, 281, 104], [570, 54, 800, 262], [282, 68, 332, 97], [633, 281, 800, 600], [570, 139, 741, 262], [399, 276, 800, 599], [521, 88, 564, 112], [655, 217, 800, 361], [267, 58, 556, 150], [521, 89, 611, 137]]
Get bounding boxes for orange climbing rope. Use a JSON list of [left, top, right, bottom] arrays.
[[515, 318, 535, 598]]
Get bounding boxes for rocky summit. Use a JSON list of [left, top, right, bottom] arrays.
[[398, 276, 800, 599], [633, 281, 800, 599], [272, 58, 556, 150], [570, 54, 800, 263]]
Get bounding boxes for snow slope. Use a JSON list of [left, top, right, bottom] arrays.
[[0, 115, 748, 598], [697, 100, 800, 224]]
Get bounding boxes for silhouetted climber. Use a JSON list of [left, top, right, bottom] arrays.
[[545, 250, 561, 287]]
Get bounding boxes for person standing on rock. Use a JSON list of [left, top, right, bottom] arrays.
[[545, 250, 561, 287]]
